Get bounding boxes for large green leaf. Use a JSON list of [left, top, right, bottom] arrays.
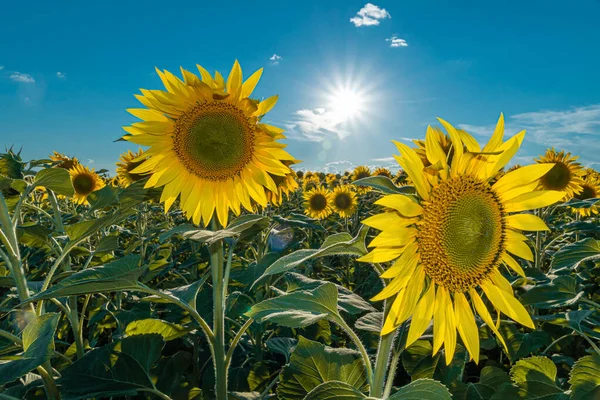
[[29, 254, 144, 301], [140, 277, 207, 309], [453, 366, 510, 400], [388, 378, 452, 399], [352, 176, 415, 195], [66, 210, 135, 242], [276, 336, 368, 400], [0, 313, 60, 385], [304, 381, 367, 399], [34, 168, 74, 196], [183, 214, 269, 245], [255, 225, 369, 284], [551, 238, 600, 270], [568, 355, 600, 400], [402, 340, 441, 380], [246, 282, 342, 328], [60, 334, 165, 400], [125, 318, 190, 341], [509, 356, 566, 399], [519, 276, 584, 309], [499, 323, 551, 363]]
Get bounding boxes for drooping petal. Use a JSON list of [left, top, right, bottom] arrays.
[[406, 283, 436, 348], [454, 292, 480, 363]]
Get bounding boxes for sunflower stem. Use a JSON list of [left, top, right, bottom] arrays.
[[210, 219, 228, 399], [369, 299, 395, 398]]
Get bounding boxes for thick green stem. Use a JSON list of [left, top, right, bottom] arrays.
[[369, 300, 395, 398], [383, 346, 402, 398], [211, 230, 227, 400]]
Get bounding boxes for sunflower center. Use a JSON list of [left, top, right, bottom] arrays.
[[73, 174, 96, 195], [540, 162, 572, 190], [355, 172, 370, 180], [309, 194, 328, 211], [173, 102, 255, 181], [575, 185, 597, 200], [334, 193, 352, 210], [418, 175, 506, 292]]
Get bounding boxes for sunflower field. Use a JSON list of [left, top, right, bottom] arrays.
[[1, 62, 600, 400]]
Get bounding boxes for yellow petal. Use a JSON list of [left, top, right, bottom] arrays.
[[502, 253, 526, 278], [469, 289, 508, 352], [392, 141, 431, 200], [196, 64, 215, 86], [241, 68, 263, 98], [454, 292, 480, 363], [371, 259, 417, 302], [481, 280, 534, 329], [255, 95, 278, 116], [381, 292, 405, 335], [425, 125, 448, 169], [362, 212, 417, 231], [357, 247, 404, 263], [368, 229, 417, 248], [226, 60, 243, 98], [485, 130, 525, 179], [443, 295, 457, 365], [437, 118, 464, 176], [482, 113, 505, 152], [489, 269, 514, 295], [380, 242, 418, 278], [504, 190, 566, 212], [396, 266, 426, 325], [498, 181, 539, 203], [406, 283, 435, 348], [432, 286, 447, 355], [374, 194, 423, 217], [506, 237, 534, 261], [493, 163, 555, 192], [507, 214, 549, 231]]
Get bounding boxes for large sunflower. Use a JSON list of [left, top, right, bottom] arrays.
[[571, 174, 600, 217], [331, 185, 358, 218], [116, 149, 149, 187], [49, 152, 79, 170], [535, 148, 584, 199], [122, 61, 295, 227], [359, 117, 566, 365], [303, 186, 333, 220], [69, 164, 105, 205]]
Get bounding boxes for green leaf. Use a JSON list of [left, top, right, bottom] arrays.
[[499, 323, 551, 363], [87, 185, 120, 210], [255, 225, 369, 284], [509, 356, 566, 399], [388, 378, 452, 399], [304, 381, 368, 399], [140, 276, 208, 309], [551, 238, 600, 270], [436, 344, 467, 392], [265, 337, 297, 363], [29, 254, 144, 301], [125, 319, 190, 341], [246, 283, 342, 328], [155, 351, 191, 395], [94, 234, 120, 254], [355, 312, 382, 332], [0, 313, 60, 385], [34, 168, 74, 196], [568, 355, 600, 400], [352, 175, 415, 195], [66, 211, 135, 242], [402, 340, 441, 380], [519, 276, 584, 309], [454, 366, 511, 400], [60, 334, 165, 400], [183, 214, 270, 245], [276, 336, 368, 400]]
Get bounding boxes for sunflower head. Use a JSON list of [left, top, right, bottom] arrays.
[[69, 164, 105, 205], [571, 174, 600, 217], [266, 160, 300, 206], [331, 185, 358, 218], [352, 165, 371, 181], [374, 167, 393, 178], [304, 171, 315, 180], [49, 152, 79, 170], [295, 170, 305, 180], [535, 148, 584, 199], [302, 175, 321, 192], [116, 149, 149, 187], [359, 115, 566, 365], [303, 186, 333, 220], [325, 173, 339, 188], [122, 60, 295, 226]]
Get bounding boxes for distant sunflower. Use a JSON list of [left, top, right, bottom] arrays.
[[535, 148, 584, 200], [331, 185, 358, 218], [394, 169, 408, 186], [325, 173, 339, 188], [571, 175, 600, 217], [360, 116, 565, 365], [303, 186, 333, 220], [352, 166, 372, 194], [122, 61, 295, 226], [50, 152, 79, 170], [374, 167, 393, 178], [116, 149, 148, 187], [69, 164, 105, 205], [302, 175, 321, 192], [267, 160, 300, 206], [304, 171, 316, 180], [295, 170, 305, 180]]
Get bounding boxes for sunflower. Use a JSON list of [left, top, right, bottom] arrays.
[[571, 175, 600, 217], [69, 164, 105, 205], [331, 185, 358, 218], [302, 175, 321, 192], [352, 166, 372, 194], [303, 186, 333, 220], [535, 148, 584, 200], [267, 160, 300, 206], [394, 169, 408, 186], [359, 117, 566, 365], [122, 61, 295, 227], [325, 173, 339, 188], [374, 167, 393, 178], [295, 170, 305, 180], [116, 149, 149, 187], [49, 152, 79, 170]]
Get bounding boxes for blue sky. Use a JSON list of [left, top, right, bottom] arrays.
[[1, 1, 599, 173]]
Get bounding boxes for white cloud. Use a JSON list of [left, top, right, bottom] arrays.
[[371, 157, 395, 163], [87, 159, 95, 164], [0, 66, 4, 71], [286, 108, 350, 142], [386, 35, 408, 48], [56, 72, 66, 79], [9, 72, 35, 83], [350, 3, 390, 27], [269, 54, 282, 65]]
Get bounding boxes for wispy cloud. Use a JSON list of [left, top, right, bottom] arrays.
[[350, 3, 390, 27], [56, 72, 67, 79], [457, 105, 600, 166], [286, 108, 350, 142], [371, 157, 395, 163], [269, 54, 282, 65], [386, 35, 408, 48], [10, 72, 35, 83], [0, 66, 4, 71]]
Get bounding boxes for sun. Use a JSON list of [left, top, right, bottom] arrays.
[[328, 88, 365, 122]]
